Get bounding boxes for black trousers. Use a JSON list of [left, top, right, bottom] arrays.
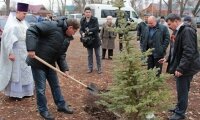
[[175, 75, 193, 116], [102, 48, 113, 59], [119, 43, 123, 51], [147, 55, 163, 76], [119, 33, 123, 51]]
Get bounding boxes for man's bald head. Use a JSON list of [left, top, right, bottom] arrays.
[[148, 16, 157, 28]]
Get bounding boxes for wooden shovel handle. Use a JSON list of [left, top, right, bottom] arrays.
[[34, 55, 88, 88]]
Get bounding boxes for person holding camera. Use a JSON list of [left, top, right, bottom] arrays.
[[80, 7, 102, 74], [26, 18, 80, 120], [100, 16, 116, 60]]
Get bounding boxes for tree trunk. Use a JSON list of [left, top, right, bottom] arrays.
[[130, 0, 138, 11], [63, 0, 66, 15], [5, 0, 10, 15], [168, 0, 172, 14], [159, 0, 162, 16], [57, 0, 66, 16], [90, 0, 94, 4], [82, 0, 86, 9], [56, 0, 62, 15], [192, 0, 200, 16], [48, 0, 55, 11], [179, 0, 188, 17]]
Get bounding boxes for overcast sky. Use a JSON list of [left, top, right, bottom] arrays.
[[0, 0, 73, 8], [0, 0, 160, 9]]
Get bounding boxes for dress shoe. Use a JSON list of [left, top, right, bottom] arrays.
[[108, 57, 112, 60], [87, 69, 92, 73], [168, 113, 185, 120], [40, 111, 55, 120], [97, 69, 102, 74], [87, 69, 93, 73], [168, 106, 178, 113], [168, 108, 177, 113], [57, 106, 74, 114]]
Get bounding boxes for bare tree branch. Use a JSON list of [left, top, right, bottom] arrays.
[[163, 0, 168, 7], [192, 0, 200, 16], [168, 0, 172, 14], [74, 0, 86, 12], [159, 0, 162, 16], [177, 0, 189, 16], [56, 0, 66, 15], [5, 0, 10, 15]]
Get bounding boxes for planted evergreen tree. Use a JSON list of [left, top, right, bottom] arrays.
[[98, 0, 172, 119]]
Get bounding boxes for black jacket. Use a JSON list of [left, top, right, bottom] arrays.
[[80, 16, 101, 48], [137, 21, 148, 49], [26, 19, 73, 71], [142, 23, 170, 58], [137, 21, 148, 41], [167, 24, 200, 76]]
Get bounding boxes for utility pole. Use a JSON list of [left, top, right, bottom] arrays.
[[159, 0, 162, 16], [152, 0, 154, 15]]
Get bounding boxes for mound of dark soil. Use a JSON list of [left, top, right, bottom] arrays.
[[83, 92, 118, 120]]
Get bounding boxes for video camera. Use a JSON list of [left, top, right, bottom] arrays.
[[81, 28, 94, 47]]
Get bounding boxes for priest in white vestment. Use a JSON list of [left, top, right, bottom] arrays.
[[0, 2, 34, 98]]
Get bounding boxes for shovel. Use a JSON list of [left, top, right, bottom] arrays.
[[34, 55, 99, 93]]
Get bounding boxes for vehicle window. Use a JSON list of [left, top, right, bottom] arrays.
[[0, 17, 7, 38], [101, 10, 117, 18], [25, 15, 37, 25], [125, 11, 130, 18], [132, 11, 138, 18], [101, 10, 132, 18], [0, 18, 7, 29], [76, 15, 82, 19], [69, 15, 74, 19], [196, 17, 200, 21]]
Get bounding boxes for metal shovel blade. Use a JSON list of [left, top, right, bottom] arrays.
[[87, 83, 99, 94]]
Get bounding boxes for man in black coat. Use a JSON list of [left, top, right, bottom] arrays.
[[137, 14, 149, 50], [80, 7, 102, 74], [160, 13, 200, 120], [142, 16, 170, 75], [26, 18, 80, 120]]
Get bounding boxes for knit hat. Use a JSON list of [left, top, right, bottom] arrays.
[[183, 16, 192, 22]]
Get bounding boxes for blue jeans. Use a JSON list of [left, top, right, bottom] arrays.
[[175, 75, 193, 116], [31, 67, 67, 113], [87, 46, 101, 70]]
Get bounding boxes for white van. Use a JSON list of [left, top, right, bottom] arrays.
[[68, 13, 82, 22], [84, 4, 142, 30]]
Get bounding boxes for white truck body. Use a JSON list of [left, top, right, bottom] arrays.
[[84, 4, 142, 30]]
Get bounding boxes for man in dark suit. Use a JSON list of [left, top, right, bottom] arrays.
[[160, 13, 200, 120]]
